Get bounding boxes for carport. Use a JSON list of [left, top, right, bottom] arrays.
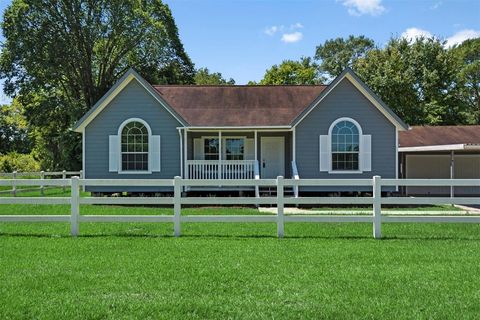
[[399, 126, 480, 196]]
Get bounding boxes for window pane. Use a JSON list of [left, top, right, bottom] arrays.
[[331, 120, 360, 171], [226, 138, 244, 160], [204, 138, 219, 160], [121, 121, 149, 171]]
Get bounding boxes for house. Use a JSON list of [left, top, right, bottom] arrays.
[[399, 125, 480, 196], [73, 68, 409, 194]]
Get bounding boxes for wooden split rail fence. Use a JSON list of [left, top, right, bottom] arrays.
[[0, 176, 480, 239]]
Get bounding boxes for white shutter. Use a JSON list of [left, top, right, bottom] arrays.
[[244, 138, 255, 160], [109, 135, 119, 172], [194, 138, 203, 160], [151, 135, 161, 172], [319, 135, 329, 172], [361, 134, 372, 172]]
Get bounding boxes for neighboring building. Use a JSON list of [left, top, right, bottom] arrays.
[[73, 68, 409, 194], [399, 126, 480, 196]]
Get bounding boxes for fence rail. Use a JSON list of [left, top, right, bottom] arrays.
[[0, 170, 82, 196], [1, 175, 480, 239]]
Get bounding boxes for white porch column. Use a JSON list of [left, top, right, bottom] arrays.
[[450, 150, 455, 198], [178, 129, 183, 178], [254, 130, 258, 161], [184, 128, 188, 180], [218, 131, 222, 179], [292, 127, 296, 162]]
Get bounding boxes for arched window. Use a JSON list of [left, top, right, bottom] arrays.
[[331, 120, 360, 171], [121, 121, 149, 171]]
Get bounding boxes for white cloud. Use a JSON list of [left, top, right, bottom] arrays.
[[401, 27, 433, 41], [264, 26, 280, 36], [281, 31, 303, 43], [445, 29, 480, 47], [340, 0, 386, 16], [290, 22, 303, 29]]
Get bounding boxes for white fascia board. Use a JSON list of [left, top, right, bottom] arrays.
[[179, 126, 292, 131], [399, 144, 468, 152]]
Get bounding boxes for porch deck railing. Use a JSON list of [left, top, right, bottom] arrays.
[[186, 160, 257, 180]]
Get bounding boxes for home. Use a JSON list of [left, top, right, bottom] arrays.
[[73, 68, 410, 194]]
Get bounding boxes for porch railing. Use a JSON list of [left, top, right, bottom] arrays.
[[186, 160, 257, 180]]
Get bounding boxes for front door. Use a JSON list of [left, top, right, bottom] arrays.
[[261, 137, 285, 178]]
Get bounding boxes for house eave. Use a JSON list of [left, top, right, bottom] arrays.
[[73, 68, 189, 133], [399, 144, 480, 152]]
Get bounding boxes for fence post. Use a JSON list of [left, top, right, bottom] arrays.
[[173, 176, 182, 237], [40, 170, 45, 196], [277, 176, 285, 238], [373, 175, 382, 239], [62, 170, 66, 193], [70, 176, 80, 237], [12, 171, 17, 197]]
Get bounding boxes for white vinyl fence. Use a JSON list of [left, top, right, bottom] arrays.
[[0, 171, 82, 196], [1, 176, 480, 239]]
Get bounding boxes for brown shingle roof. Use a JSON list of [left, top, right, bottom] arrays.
[[399, 125, 480, 147], [153, 85, 327, 126]]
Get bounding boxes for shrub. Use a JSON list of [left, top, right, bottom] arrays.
[[0, 152, 40, 172]]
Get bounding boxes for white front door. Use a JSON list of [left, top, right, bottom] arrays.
[[261, 137, 285, 178]]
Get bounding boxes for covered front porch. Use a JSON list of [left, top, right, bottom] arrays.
[[179, 128, 294, 181]]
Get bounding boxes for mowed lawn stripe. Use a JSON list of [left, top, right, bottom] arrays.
[[0, 220, 480, 319]]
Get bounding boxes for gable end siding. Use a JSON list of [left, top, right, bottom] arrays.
[[295, 78, 396, 191], [84, 80, 181, 192]]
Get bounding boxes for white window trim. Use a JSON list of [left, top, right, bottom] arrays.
[[117, 118, 153, 174], [327, 117, 363, 174], [200, 136, 247, 160]]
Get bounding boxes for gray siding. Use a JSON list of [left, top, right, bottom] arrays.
[[295, 78, 397, 192], [84, 79, 182, 192]]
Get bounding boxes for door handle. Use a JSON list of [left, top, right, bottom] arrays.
[[262, 160, 266, 168]]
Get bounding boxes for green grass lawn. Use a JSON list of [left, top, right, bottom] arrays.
[[1, 202, 480, 319]]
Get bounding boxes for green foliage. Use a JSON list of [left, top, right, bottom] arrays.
[[194, 67, 235, 85], [315, 35, 375, 78], [0, 0, 195, 170], [0, 152, 40, 172], [451, 38, 480, 123], [354, 37, 467, 125], [0, 99, 32, 154], [255, 57, 324, 85]]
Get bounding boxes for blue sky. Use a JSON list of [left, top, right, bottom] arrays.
[[0, 0, 478, 103], [166, 0, 480, 84]]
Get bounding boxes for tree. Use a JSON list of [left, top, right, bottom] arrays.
[[253, 57, 324, 85], [0, 0, 195, 170], [0, 99, 32, 154], [354, 37, 466, 125], [452, 38, 480, 123], [194, 68, 235, 85], [315, 35, 375, 78]]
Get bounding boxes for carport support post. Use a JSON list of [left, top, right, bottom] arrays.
[[450, 151, 455, 199], [70, 176, 80, 237], [174, 176, 182, 237], [277, 176, 285, 238], [373, 175, 382, 239]]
